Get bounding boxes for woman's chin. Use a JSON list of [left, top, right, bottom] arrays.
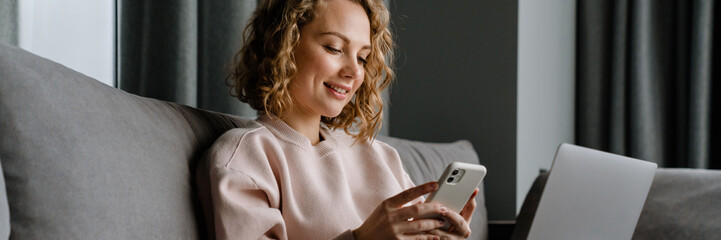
[[323, 109, 344, 119]]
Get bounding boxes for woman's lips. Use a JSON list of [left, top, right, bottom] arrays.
[[323, 82, 348, 94], [324, 82, 349, 100]]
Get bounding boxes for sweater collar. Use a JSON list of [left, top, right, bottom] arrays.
[[256, 114, 336, 156]]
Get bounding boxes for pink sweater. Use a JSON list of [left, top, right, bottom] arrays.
[[201, 115, 418, 239]]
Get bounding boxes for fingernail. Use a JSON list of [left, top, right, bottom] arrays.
[[433, 236, 439, 240], [441, 206, 448, 214]]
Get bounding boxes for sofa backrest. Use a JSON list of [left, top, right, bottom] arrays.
[[0, 43, 255, 239]]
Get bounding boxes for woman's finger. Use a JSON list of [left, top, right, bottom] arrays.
[[394, 218, 445, 233], [460, 199, 476, 222], [459, 188, 479, 221], [401, 234, 442, 240], [393, 202, 446, 222], [386, 182, 438, 208], [428, 229, 459, 240], [440, 208, 472, 238]]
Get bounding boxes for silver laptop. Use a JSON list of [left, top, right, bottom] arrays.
[[524, 143, 657, 240]]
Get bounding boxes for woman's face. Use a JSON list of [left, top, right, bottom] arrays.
[[288, 0, 371, 119]]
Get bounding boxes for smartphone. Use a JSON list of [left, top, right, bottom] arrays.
[[425, 162, 487, 214]]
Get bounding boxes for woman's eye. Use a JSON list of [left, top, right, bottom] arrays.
[[324, 46, 341, 54], [358, 57, 368, 65]]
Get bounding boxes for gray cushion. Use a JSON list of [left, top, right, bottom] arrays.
[[513, 168, 721, 240], [632, 168, 721, 239], [0, 42, 254, 239], [376, 135, 488, 240]]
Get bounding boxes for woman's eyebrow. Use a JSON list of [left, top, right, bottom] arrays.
[[321, 31, 371, 50]]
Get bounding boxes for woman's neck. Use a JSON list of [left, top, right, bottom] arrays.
[[278, 110, 323, 145]]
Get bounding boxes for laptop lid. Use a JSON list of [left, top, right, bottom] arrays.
[[525, 143, 657, 240]]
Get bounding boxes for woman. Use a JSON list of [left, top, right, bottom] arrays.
[[201, 0, 478, 239]]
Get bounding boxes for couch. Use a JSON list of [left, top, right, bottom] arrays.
[[4, 41, 720, 240], [0, 42, 489, 239]]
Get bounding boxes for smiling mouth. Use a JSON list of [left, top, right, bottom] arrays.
[[323, 82, 348, 94]]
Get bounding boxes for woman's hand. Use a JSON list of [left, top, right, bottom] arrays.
[[428, 188, 479, 239], [460, 188, 479, 223], [352, 182, 474, 240]]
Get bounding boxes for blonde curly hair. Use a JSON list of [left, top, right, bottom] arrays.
[[228, 0, 394, 142]]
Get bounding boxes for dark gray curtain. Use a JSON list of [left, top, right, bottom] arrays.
[[576, 0, 720, 168], [119, 0, 257, 116], [0, 0, 17, 45]]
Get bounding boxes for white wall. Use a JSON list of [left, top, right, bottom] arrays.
[[517, 0, 576, 212], [18, 0, 115, 86]]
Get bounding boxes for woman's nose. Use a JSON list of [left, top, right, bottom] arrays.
[[340, 57, 362, 80]]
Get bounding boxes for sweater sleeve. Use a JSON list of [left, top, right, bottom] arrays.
[[209, 167, 287, 239], [381, 142, 425, 205], [203, 128, 288, 240], [203, 128, 357, 240]]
